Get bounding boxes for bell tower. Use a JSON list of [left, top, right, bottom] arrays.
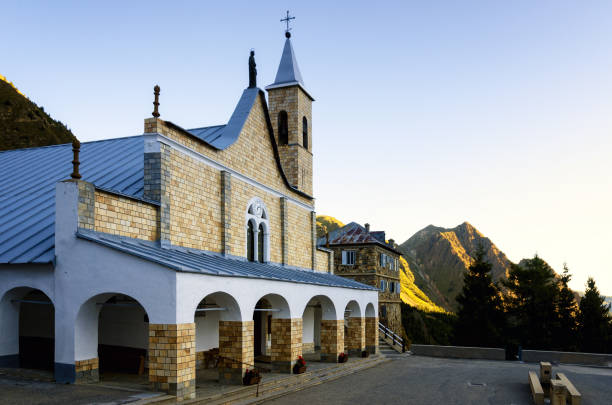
[[266, 24, 314, 196]]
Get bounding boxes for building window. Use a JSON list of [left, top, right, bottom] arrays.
[[390, 282, 394, 293], [257, 223, 264, 263], [246, 198, 269, 263], [342, 250, 356, 265], [396, 282, 401, 294], [380, 279, 385, 291], [247, 221, 255, 262], [278, 111, 288, 145], [302, 116, 308, 149]]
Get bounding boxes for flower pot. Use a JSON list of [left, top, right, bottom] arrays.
[[361, 350, 369, 358], [293, 364, 307, 374]]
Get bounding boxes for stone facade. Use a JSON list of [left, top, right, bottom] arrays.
[[302, 342, 315, 353], [218, 321, 254, 384], [148, 323, 196, 400], [346, 317, 365, 356], [320, 319, 344, 362], [267, 86, 313, 196], [365, 317, 379, 354], [331, 243, 403, 334], [75, 357, 99, 383], [138, 111, 332, 271], [270, 318, 303, 373], [94, 191, 159, 240]]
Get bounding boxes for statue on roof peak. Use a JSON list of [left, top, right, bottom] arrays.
[[248, 50, 257, 88]]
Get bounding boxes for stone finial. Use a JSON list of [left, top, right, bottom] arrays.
[[365, 223, 370, 233], [152, 85, 160, 118], [71, 139, 81, 179]]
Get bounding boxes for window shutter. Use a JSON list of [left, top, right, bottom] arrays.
[[342, 251, 347, 265]]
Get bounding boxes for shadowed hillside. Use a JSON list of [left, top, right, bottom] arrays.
[[0, 75, 74, 151], [399, 222, 512, 312]]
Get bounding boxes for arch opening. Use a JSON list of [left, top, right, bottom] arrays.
[[278, 111, 288, 145], [192, 291, 241, 384], [252, 294, 290, 361], [301, 295, 337, 359], [0, 288, 56, 371]]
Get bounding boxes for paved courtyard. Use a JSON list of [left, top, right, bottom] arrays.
[[265, 356, 612, 405]]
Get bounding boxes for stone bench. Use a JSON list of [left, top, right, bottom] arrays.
[[528, 370, 544, 405], [556, 373, 582, 405]]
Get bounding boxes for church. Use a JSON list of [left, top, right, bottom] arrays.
[[0, 30, 379, 400]]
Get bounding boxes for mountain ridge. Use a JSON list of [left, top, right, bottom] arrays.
[[399, 221, 512, 312]]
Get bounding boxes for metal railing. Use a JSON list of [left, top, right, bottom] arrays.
[[379, 322, 406, 353]]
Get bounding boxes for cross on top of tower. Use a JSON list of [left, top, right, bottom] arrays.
[[281, 10, 295, 38]]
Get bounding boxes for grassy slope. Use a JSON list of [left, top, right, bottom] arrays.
[[0, 75, 74, 151], [399, 256, 447, 313]]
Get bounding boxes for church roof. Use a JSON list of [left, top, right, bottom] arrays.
[[77, 229, 376, 290], [185, 87, 259, 150], [0, 136, 146, 264], [265, 38, 314, 100]]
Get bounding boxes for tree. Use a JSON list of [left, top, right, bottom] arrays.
[[454, 247, 505, 347], [556, 264, 579, 351], [503, 255, 559, 350], [577, 277, 611, 353]]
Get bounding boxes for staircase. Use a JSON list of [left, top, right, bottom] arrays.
[[378, 337, 411, 360]]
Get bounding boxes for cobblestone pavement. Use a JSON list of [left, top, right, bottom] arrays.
[[264, 356, 612, 405], [0, 372, 159, 405]]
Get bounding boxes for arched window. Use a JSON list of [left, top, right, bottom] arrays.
[[278, 111, 288, 145], [247, 221, 255, 262], [246, 198, 269, 263], [258, 223, 264, 263], [302, 116, 308, 149]]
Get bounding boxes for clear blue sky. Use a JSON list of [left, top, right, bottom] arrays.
[[2, 1, 611, 294]]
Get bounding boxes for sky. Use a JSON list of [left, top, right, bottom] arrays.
[[1, 1, 611, 295]]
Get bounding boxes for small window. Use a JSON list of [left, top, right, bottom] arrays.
[[390, 282, 394, 293], [302, 116, 308, 149], [247, 221, 255, 262], [258, 223, 264, 263], [342, 250, 356, 265], [380, 279, 385, 291], [396, 282, 401, 294], [278, 111, 288, 145]]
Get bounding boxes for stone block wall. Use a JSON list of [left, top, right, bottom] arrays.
[[75, 357, 99, 383], [346, 317, 365, 355], [148, 323, 196, 400], [302, 342, 315, 353], [144, 95, 313, 206], [315, 249, 332, 273], [166, 147, 222, 251], [380, 302, 402, 337], [218, 321, 254, 384], [320, 320, 344, 362], [365, 317, 379, 354], [94, 191, 160, 240], [270, 318, 303, 373], [286, 203, 312, 269], [77, 180, 95, 229]]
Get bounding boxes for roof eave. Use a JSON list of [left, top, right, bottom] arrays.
[[265, 82, 315, 101]]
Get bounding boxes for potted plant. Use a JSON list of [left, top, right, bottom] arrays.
[[361, 350, 369, 358], [243, 368, 261, 386], [293, 356, 307, 374], [338, 352, 349, 363]]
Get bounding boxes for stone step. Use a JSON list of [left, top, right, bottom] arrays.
[[234, 357, 390, 405], [188, 356, 389, 405]]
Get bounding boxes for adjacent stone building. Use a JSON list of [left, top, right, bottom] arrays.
[[0, 33, 378, 400], [320, 222, 403, 336]]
